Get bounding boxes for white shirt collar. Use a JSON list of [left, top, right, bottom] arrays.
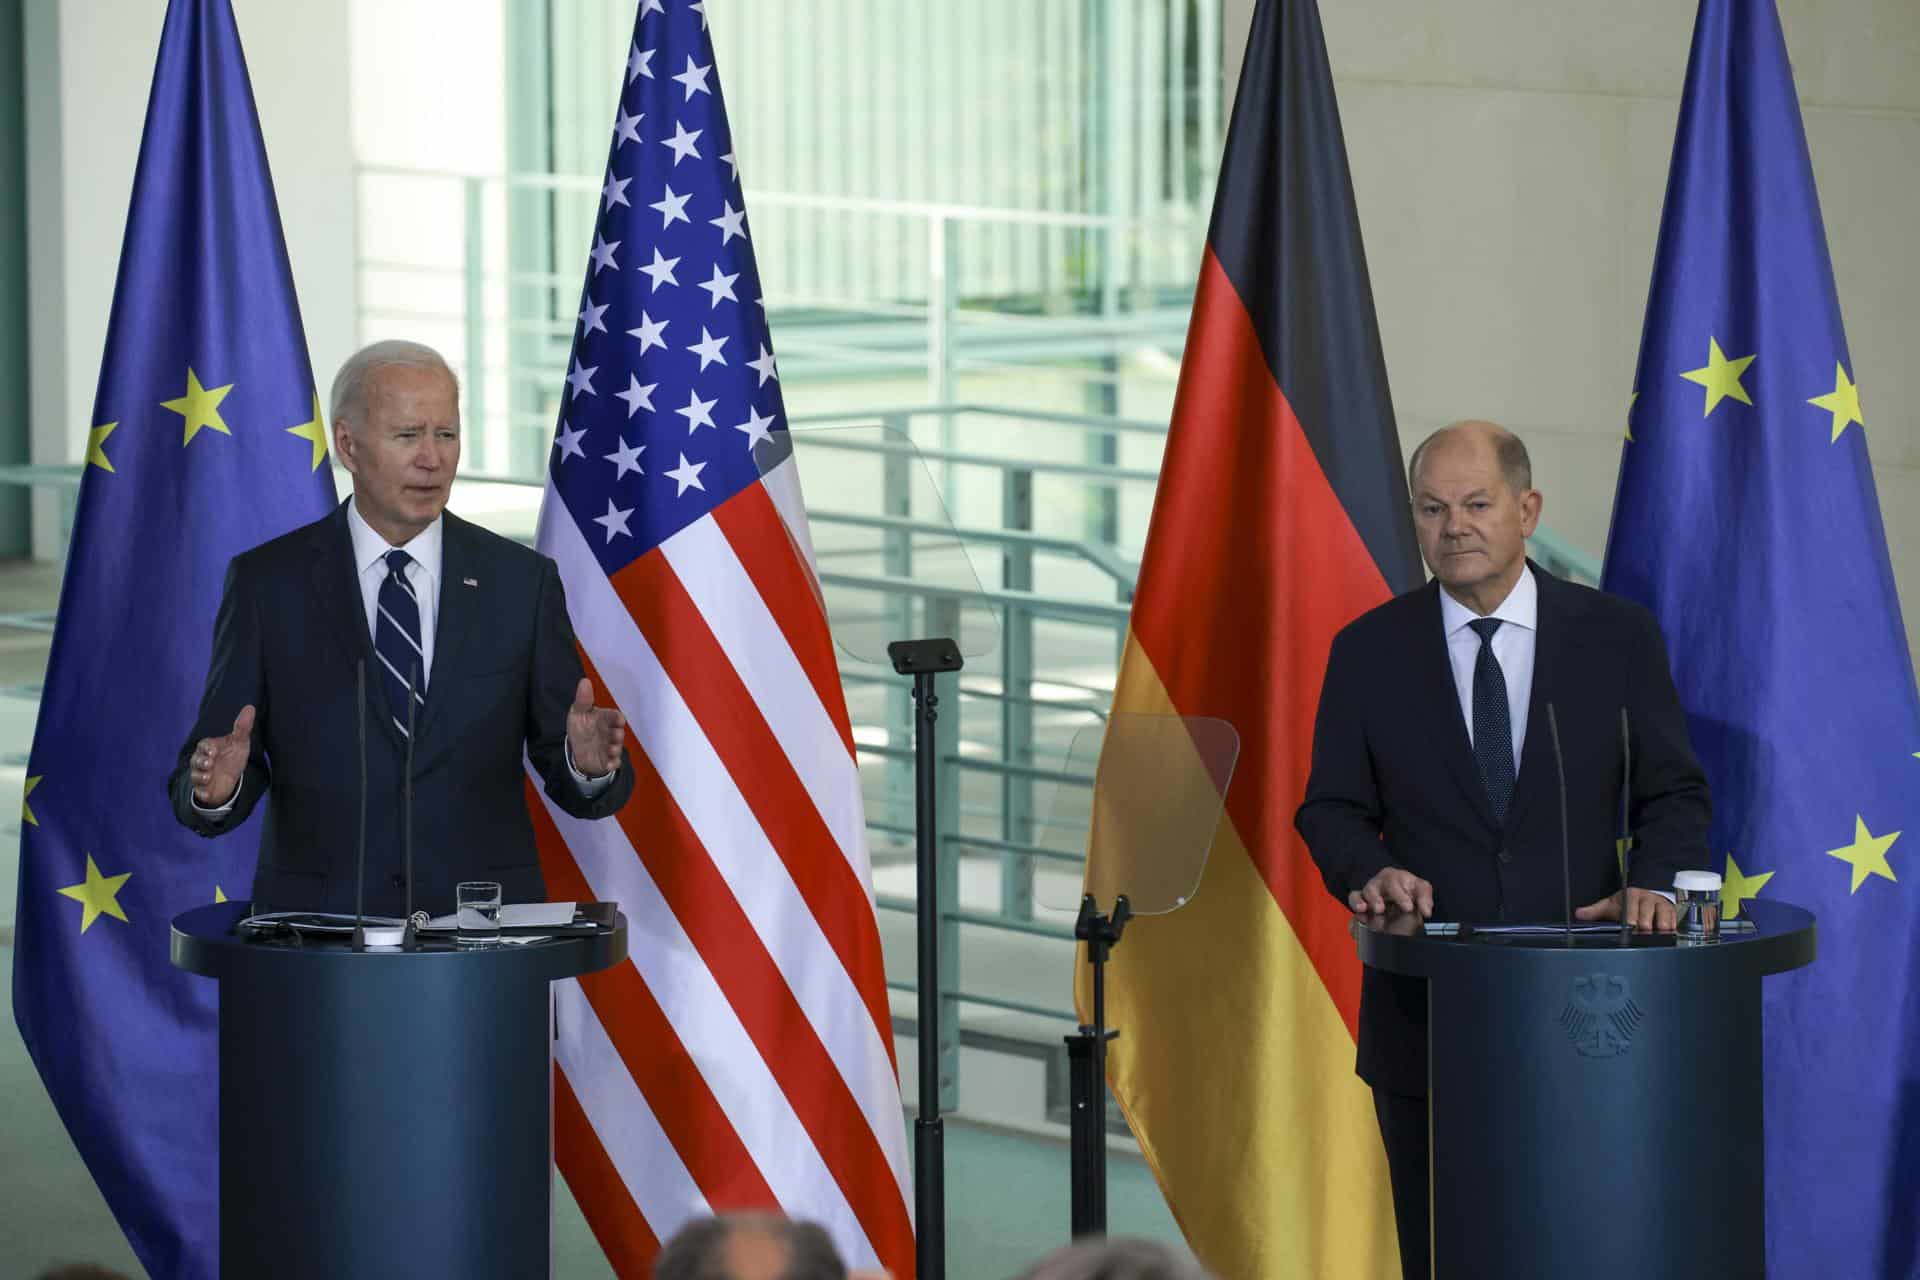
[[1439, 562, 1538, 638], [346, 496, 444, 583]]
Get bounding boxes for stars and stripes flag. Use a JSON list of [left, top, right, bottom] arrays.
[[526, 3, 914, 1276]]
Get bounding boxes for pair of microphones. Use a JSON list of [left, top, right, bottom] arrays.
[[351, 657, 417, 953], [1543, 703, 1634, 944]]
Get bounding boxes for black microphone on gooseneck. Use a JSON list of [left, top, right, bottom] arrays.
[[1617, 708, 1633, 942], [402, 659, 417, 950], [1545, 703, 1572, 945], [352, 658, 368, 953]]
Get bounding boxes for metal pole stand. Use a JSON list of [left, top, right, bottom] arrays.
[[887, 637, 964, 1280], [1067, 892, 1131, 1238]]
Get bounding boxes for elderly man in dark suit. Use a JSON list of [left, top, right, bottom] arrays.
[[168, 340, 634, 917], [1295, 420, 1710, 1279]]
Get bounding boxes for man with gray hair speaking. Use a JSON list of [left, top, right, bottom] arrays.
[[167, 339, 634, 916]]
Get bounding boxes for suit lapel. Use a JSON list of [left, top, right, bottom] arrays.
[[1416, 582, 1501, 831], [310, 501, 404, 751], [414, 513, 476, 747]]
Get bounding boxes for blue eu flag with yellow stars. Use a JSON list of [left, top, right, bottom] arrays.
[[1603, 1, 1919, 1274], [10, 1, 337, 1274]]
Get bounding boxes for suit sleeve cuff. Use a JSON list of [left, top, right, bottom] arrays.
[[189, 779, 242, 816], [565, 738, 615, 797]]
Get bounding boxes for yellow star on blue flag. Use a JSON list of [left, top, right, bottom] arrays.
[[1806, 363, 1862, 443], [56, 854, 133, 933]]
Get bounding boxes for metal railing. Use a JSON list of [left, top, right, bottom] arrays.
[[354, 165, 1205, 479]]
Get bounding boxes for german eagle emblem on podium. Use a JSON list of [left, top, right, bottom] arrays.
[[1560, 973, 1642, 1059]]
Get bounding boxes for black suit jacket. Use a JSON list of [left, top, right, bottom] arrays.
[[1294, 564, 1710, 1094], [168, 501, 634, 916]]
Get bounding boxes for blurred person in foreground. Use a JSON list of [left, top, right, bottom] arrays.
[[654, 1211, 894, 1280], [1014, 1237, 1213, 1280]]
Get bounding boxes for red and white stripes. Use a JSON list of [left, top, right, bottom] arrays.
[[532, 460, 913, 1277]]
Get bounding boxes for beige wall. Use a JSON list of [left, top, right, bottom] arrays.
[[1221, 0, 1920, 656], [23, 0, 356, 554]]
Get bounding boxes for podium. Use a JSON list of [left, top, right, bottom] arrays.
[[171, 901, 627, 1279], [1354, 900, 1815, 1279]]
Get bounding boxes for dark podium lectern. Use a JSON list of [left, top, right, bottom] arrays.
[[171, 901, 627, 1280], [1355, 900, 1814, 1279]]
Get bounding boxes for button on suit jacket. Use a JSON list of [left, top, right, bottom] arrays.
[[168, 501, 635, 917], [1295, 563, 1710, 1095]]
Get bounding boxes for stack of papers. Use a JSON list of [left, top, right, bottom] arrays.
[[421, 902, 580, 931]]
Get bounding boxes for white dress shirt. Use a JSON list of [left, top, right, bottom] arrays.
[[1439, 564, 1537, 763], [347, 497, 441, 693]]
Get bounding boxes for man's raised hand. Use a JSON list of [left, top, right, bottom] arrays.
[[565, 677, 626, 778], [190, 706, 255, 807]]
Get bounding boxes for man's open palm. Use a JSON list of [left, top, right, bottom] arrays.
[[566, 678, 626, 777], [190, 706, 254, 807]]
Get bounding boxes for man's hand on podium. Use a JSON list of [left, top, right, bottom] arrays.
[[565, 677, 627, 778], [1574, 887, 1677, 932], [190, 705, 254, 808], [1349, 866, 1435, 918]]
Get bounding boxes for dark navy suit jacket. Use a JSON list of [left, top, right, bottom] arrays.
[[1295, 563, 1710, 1095], [168, 501, 634, 917]]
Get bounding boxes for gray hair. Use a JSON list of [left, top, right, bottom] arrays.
[[1407, 422, 1533, 498], [653, 1213, 846, 1280], [328, 340, 458, 429], [1015, 1238, 1214, 1280]]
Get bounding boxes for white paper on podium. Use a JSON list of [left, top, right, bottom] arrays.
[[421, 901, 579, 931]]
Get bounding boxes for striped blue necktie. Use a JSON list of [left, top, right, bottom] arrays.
[[1469, 617, 1514, 825], [375, 548, 426, 735]]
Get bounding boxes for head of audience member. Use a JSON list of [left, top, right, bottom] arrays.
[[34, 1266, 133, 1280], [329, 339, 463, 547], [1406, 419, 1542, 615], [653, 1212, 849, 1280], [1014, 1236, 1213, 1280]]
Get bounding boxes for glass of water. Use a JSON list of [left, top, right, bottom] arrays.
[[456, 880, 502, 948]]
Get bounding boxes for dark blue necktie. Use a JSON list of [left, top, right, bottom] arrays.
[[1469, 617, 1514, 825], [374, 549, 426, 735]]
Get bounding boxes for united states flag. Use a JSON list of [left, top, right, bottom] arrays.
[[527, 3, 914, 1275]]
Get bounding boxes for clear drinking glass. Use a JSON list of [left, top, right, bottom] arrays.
[[1673, 870, 1723, 942], [456, 880, 502, 948]]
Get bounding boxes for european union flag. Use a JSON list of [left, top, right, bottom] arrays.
[[1602, 2, 1920, 1274], [10, 1, 337, 1274]]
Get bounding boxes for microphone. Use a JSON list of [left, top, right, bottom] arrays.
[[1617, 708, 1632, 942], [1545, 703, 1572, 944], [402, 660, 418, 950], [353, 658, 368, 953]]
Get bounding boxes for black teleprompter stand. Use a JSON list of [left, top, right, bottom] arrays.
[[886, 636, 964, 1280], [1066, 892, 1132, 1237]]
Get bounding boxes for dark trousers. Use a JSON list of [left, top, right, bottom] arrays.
[[1373, 1088, 1430, 1280]]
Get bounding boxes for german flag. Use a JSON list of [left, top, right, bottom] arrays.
[[1078, 1, 1420, 1274]]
